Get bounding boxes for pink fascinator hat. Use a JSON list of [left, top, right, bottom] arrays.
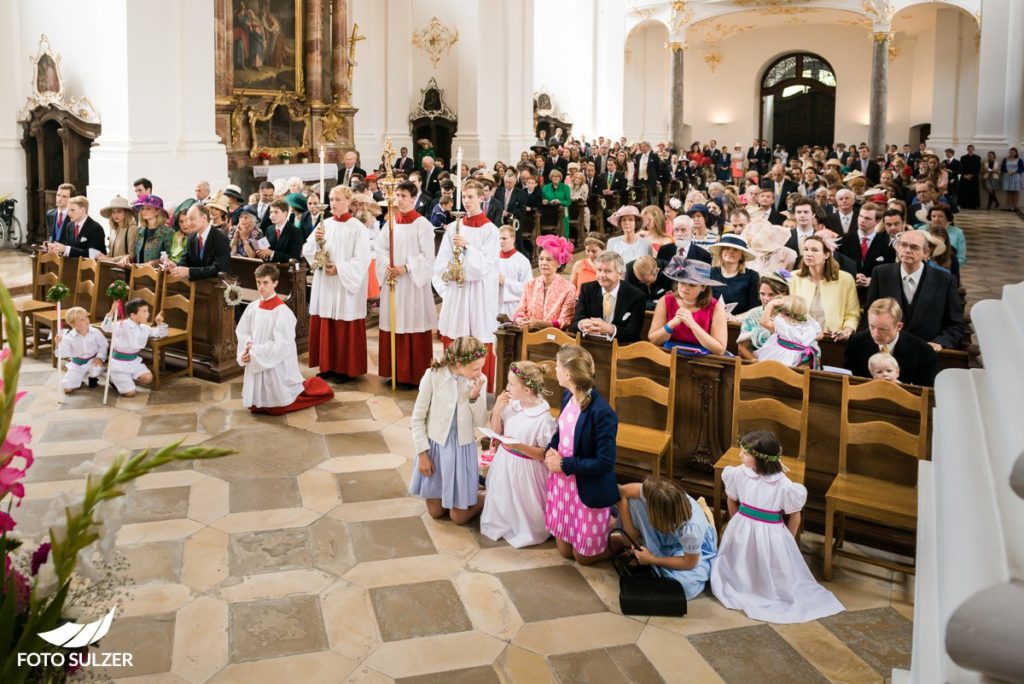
[[535, 235, 574, 267]]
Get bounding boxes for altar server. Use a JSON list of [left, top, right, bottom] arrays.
[[302, 185, 370, 383]]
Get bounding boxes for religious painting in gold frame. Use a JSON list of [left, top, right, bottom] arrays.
[[248, 89, 310, 158], [230, 0, 304, 96]]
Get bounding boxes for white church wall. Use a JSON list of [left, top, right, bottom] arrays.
[[532, 0, 597, 137], [623, 22, 669, 144], [0, 0, 29, 232]]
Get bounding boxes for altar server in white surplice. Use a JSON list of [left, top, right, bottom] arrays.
[[497, 224, 533, 319], [375, 180, 438, 388], [302, 185, 370, 383], [236, 263, 334, 414], [433, 179, 500, 390]]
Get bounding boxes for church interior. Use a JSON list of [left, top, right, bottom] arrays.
[[0, 0, 1022, 682]]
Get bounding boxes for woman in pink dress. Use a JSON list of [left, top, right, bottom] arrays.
[[543, 345, 619, 564], [512, 235, 576, 329]]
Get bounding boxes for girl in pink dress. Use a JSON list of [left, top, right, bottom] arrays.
[[543, 345, 620, 564]]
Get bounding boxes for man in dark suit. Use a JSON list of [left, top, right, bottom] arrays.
[[942, 148, 961, 210], [480, 177, 504, 226], [594, 158, 627, 202], [825, 188, 860, 235], [761, 164, 798, 212], [656, 215, 712, 265], [958, 144, 982, 209], [337, 151, 366, 187], [836, 202, 895, 290], [546, 144, 568, 181], [407, 171, 434, 216], [395, 146, 415, 175], [633, 141, 661, 205], [497, 171, 527, 226], [569, 252, 646, 344], [865, 230, 964, 349], [244, 181, 276, 233], [747, 139, 766, 175], [844, 298, 938, 386], [257, 200, 304, 263], [47, 195, 106, 258], [420, 157, 441, 198], [751, 187, 787, 225], [851, 146, 881, 185], [170, 204, 233, 281], [46, 183, 75, 244]]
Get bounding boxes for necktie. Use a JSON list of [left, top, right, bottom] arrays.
[[842, 214, 850, 231], [608, 172, 613, 186], [56, 211, 63, 236], [881, 344, 890, 354], [505, 189, 511, 206], [903, 274, 916, 303], [603, 292, 613, 321], [198, 234, 204, 256], [74, 223, 80, 240], [860, 236, 869, 260], [258, 203, 265, 218]]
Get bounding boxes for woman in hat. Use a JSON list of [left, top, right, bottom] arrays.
[[737, 271, 791, 360], [606, 205, 651, 264], [223, 184, 246, 225], [708, 234, 761, 316], [649, 256, 728, 356], [207, 193, 233, 236], [169, 198, 195, 263], [230, 208, 263, 258], [541, 169, 572, 238], [101, 195, 137, 260], [789, 235, 860, 340], [415, 138, 434, 167], [121, 195, 175, 268], [923, 226, 959, 284], [687, 204, 719, 250], [746, 218, 797, 275], [513, 235, 576, 330], [570, 232, 606, 294]]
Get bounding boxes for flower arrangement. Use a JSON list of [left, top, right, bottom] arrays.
[[44, 283, 70, 304], [258, 151, 271, 161], [0, 282, 232, 681], [104, 280, 129, 303], [223, 282, 243, 307], [279, 151, 292, 163]]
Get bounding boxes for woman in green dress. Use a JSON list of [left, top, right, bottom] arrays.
[[542, 168, 572, 238], [415, 138, 435, 167], [169, 198, 195, 263]]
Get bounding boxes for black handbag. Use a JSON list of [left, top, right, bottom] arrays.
[[608, 528, 687, 617]]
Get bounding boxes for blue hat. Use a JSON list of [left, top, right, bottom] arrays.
[[687, 203, 711, 218], [663, 256, 724, 287]]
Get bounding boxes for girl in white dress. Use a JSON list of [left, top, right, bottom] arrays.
[[754, 295, 821, 369], [711, 430, 844, 624], [480, 361, 556, 547]]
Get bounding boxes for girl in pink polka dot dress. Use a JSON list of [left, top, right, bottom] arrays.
[[543, 345, 620, 564]]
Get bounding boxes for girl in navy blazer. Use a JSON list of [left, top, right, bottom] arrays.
[[543, 345, 619, 564]]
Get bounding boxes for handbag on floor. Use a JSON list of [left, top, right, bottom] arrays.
[[608, 528, 687, 617]]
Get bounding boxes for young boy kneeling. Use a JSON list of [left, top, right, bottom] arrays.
[[101, 298, 167, 397], [236, 263, 335, 414], [55, 306, 107, 393]]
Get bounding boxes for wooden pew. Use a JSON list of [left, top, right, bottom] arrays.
[[494, 326, 943, 556]]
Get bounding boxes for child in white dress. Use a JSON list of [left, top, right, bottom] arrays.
[[755, 295, 821, 369], [480, 361, 556, 547], [101, 298, 167, 397], [55, 306, 107, 392], [711, 429, 844, 623]]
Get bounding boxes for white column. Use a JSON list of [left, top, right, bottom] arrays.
[[974, 0, 1022, 150], [352, 0, 386, 158], [0, 0, 27, 229], [382, 0, 412, 155], [451, 1, 482, 163], [87, 0, 227, 211], [496, 0, 535, 161], [593, 0, 625, 138], [926, 10, 961, 151]]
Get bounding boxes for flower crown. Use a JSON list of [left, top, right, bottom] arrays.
[[510, 362, 546, 395], [775, 305, 808, 323], [739, 436, 783, 462], [446, 345, 487, 366]]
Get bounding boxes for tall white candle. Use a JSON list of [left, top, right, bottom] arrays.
[[455, 147, 463, 210], [318, 144, 326, 203]]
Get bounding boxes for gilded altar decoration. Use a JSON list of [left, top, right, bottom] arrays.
[[412, 17, 459, 69], [671, 1, 693, 34], [18, 35, 99, 124], [248, 88, 310, 158], [229, 94, 246, 149], [342, 23, 366, 105], [704, 51, 723, 73], [861, 0, 896, 24]]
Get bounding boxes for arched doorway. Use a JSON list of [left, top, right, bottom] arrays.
[[409, 78, 457, 168], [759, 53, 836, 153]]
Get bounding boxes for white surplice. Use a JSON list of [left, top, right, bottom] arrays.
[[498, 252, 533, 319], [374, 214, 437, 333], [235, 297, 304, 409], [432, 214, 500, 343], [302, 215, 370, 321]]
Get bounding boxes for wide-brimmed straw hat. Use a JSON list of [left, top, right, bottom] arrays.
[[745, 219, 792, 254], [131, 194, 169, 218], [608, 204, 641, 228], [206, 193, 232, 216], [843, 170, 865, 183], [921, 229, 947, 258], [223, 184, 246, 202], [708, 233, 756, 260], [351, 193, 381, 216], [663, 255, 724, 286], [417, 138, 432, 147], [100, 195, 132, 219]]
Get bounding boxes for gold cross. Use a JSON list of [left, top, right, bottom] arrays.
[[382, 137, 397, 179]]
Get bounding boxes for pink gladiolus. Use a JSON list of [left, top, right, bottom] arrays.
[[0, 511, 14, 533], [0, 345, 10, 362], [0, 424, 33, 470], [0, 466, 26, 502], [30, 542, 51, 575]]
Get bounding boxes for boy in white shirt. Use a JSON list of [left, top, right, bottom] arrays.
[[55, 306, 107, 392], [101, 298, 168, 397]]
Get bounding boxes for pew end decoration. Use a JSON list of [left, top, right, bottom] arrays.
[[0, 280, 234, 682], [105, 279, 129, 317], [222, 281, 243, 307]]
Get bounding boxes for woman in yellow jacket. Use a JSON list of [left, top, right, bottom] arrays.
[[789, 235, 860, 339]]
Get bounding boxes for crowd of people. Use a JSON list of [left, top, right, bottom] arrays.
[[34, 131, 1005, 620]]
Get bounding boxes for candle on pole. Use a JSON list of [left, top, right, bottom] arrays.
[[55, 300, 63, 404]]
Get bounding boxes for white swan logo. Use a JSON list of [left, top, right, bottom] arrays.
[[38, 606, 117, 648]]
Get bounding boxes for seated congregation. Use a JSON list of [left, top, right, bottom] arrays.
[[23, 134, 963, 621]]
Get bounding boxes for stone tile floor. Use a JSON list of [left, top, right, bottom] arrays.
[[8, 209, 1023, 683]]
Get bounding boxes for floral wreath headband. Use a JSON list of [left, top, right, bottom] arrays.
[[510, 362, 550, 396], [739, 437, 783, 463], [774, 305, 808, 323], [446, 345, 487, 366]]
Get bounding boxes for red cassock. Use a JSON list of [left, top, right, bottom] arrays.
[[251, 376, 335, 415], [308, 317, 368, 377]]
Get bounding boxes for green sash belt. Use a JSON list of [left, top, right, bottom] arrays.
[[738, 503, 783, 524]]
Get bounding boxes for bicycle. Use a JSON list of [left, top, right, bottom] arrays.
[[0, 196, 23, 248]]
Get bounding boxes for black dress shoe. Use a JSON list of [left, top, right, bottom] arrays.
[[316, 371, 334, 380], [88, 377, 99, 388], [332, 373, 353, 384]]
